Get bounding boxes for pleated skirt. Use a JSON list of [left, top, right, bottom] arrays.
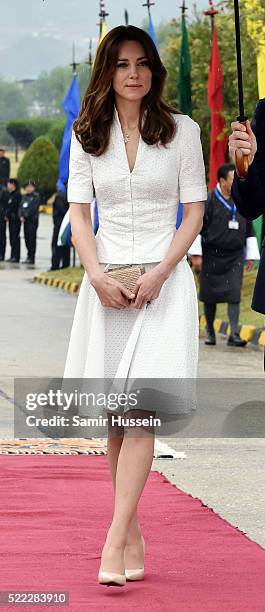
[[63, 257, 199, 431]]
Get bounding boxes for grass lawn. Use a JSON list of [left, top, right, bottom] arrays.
[[44, 266, 84, 283], [41, 266, 264, 329]]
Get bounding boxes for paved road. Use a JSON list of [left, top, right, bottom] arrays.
[[1, 213, 265, 548]]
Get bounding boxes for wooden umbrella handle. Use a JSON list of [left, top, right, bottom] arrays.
[[235, 119, 249, 178]]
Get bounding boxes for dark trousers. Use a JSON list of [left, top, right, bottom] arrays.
[[51, 219, 70, 269], [24, 218, 38, 262], [204, 302, 240, 336], [8, 218, 21, 261], [0, 218, 6, 259]]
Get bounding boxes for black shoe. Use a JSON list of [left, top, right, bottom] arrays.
[[0, 257, 4, 261], [205, 330, 216, 345], [227, 333, 247, 347], [22, 258, 34, 264], [9, 257, 19, 263]]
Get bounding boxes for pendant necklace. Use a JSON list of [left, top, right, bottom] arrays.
[[122, 124, 139, 145]]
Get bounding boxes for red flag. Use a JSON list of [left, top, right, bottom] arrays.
[[208, 22, 228, 189]]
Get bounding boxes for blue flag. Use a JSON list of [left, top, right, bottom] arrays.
[[57, 75, 80, 192], [176, 203, 183, 229], [148, 14, 158, 49]]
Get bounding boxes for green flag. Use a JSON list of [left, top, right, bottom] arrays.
[[178, 14, 192, 116], [253, 216, 263, 248]]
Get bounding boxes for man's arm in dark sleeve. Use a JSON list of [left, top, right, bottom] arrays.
[[231, 99, 265, 220], [246, 219, 255, 238]]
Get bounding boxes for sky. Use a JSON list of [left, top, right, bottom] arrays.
[[0, 0, 206, 79]]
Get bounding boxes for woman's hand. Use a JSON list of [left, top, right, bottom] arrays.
[[229, 120, 257, 170], [130, 265, 168, 309], [91, 272, 135, 309]]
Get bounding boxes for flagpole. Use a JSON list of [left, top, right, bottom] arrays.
[[142, 0, 155, 17], [69, 44, 80, 267], [180, 0, 188, 17], [178, 0, 192, 117], [142, 0, 158, 48], [85, 39, 93, 81], [205, 0, 228, 189], [98, 0, 109, 39], [204, 0, 218, 30], [70, 43, 80, 76]]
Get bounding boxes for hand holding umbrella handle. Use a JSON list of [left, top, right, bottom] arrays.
[[235, 119, 249, 178]]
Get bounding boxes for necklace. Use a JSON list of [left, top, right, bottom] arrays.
[[121, 124, 139, 144]]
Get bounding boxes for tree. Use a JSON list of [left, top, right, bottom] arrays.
[[161, 4, 258, 177], [17, 136, 59, 202], [23, 67, 73, 116], [47, 120, 65, 151], [0, 80, 27, 122], [6, 118, 53, 149]]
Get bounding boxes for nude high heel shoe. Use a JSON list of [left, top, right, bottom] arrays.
[[124, 536, 145, 581], [98, 544, 126, 587], [98, 570, 126, 587]]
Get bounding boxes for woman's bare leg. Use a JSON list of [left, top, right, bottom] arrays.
[[107, 418, 143, 538], [107, 433, 145, 568], [100, 423, 154, 574]]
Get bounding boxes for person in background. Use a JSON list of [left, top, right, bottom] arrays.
[[19, 180, 41, 265], [50, 187, 70, 271], [189, 163, 260, 346], [0, 147, 10, 186], [5, 178, 22, 263], [0, 179, 8, 261]]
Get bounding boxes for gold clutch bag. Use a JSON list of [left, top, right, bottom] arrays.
[[104, 264, 146, 293]]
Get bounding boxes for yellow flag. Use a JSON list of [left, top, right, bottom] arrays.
[[257, 49, 265, 98], [245, 0, 265, 97], [92, 18, 107, 68], [99, 18, 107, 45]]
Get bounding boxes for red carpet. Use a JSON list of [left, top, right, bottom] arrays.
[[0, 455, 265, 612]]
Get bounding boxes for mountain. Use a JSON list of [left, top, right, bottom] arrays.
[[0, 36, 87, 80]]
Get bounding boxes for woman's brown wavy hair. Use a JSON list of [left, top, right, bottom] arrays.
[[73, 25, 180, 156]]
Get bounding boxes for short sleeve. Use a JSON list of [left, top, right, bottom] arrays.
[[178, 116, 207, 203], [67, 130, 94, 204]]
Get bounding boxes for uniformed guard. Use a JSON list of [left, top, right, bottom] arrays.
[[6, 178, 22, 263], [0, 179, 8, 261], [19, 180, 41, 265], [50, 187, 70, 271], [0, 148, 10, 186]]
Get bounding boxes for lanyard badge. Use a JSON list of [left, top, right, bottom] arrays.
[[214, 187, 239, 230]]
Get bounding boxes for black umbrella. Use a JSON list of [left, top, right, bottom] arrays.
[[233, 0, 249, 177]]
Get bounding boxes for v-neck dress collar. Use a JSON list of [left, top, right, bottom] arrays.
[[113, 105, 142, 175]]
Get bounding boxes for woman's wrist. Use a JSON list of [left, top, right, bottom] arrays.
[[88, 268, 105, 288], [156, 260, 174, 280]]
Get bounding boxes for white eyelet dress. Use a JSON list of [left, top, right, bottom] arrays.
[[63, 108, 207, 432]]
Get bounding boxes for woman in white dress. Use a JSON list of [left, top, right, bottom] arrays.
[[64, 25, 207, 587]]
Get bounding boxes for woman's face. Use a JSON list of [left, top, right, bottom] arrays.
[[112, 40, 152, 103]]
